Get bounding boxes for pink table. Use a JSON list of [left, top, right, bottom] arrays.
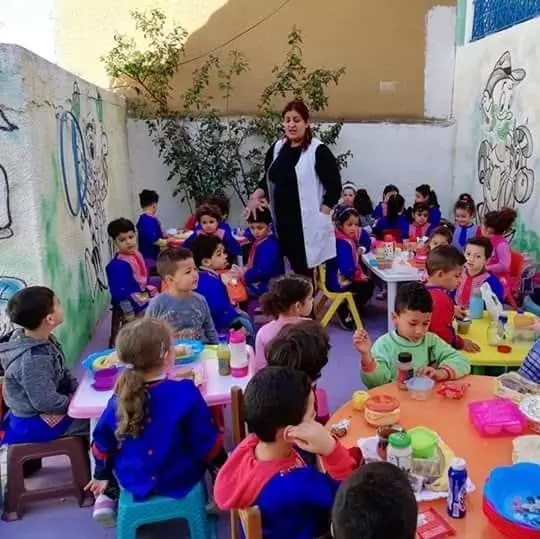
[[69, 346, 254, 420]]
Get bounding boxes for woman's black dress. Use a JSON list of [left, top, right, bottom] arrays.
[[258, 141, 341, 275]]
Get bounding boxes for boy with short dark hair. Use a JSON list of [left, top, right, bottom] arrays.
[[145, 248, 218, 343], [136, 189, 167, 272], [0, 287, 89, 443], [456, 237, 504, 307], [425, 245, 480, 352], [244, 207, 284, 297], [215, 367, 362, 539], [190, 234, 254, 342], [332, 462, 418, 539], [355, 282, 471, 389], [106, 218, 158, 322]]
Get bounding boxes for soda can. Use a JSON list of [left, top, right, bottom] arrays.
[[447, 457, 467, 519]]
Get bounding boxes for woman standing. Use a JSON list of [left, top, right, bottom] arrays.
[[245, 100, 342, 277]]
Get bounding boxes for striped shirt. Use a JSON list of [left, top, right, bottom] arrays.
[[518, 338, 540, 383]]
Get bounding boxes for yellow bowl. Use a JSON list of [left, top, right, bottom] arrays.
[[352, 390, 370, 411]]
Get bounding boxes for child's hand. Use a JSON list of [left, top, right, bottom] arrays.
[[286, 422, 336, 456], [462, 339, 480, 353], [454, 305, 468, 319], [416, 366, 449, 381], [353, 330, 371, 354], [85, 479, 109, 496]]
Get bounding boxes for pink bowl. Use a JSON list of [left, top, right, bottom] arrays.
[[92, 368, 118, 391]]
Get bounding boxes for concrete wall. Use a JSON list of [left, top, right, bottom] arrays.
[[453, 16, 540, 260], [0, 45, 132, 364]]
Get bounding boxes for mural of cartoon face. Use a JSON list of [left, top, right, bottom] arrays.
[[0, 108, 18, 240], [0, 276, 26, 337]]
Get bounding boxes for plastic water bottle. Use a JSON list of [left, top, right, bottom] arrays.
[[468, 288, 484, 319], [229, 330, 249, 378], [217, 334, 231, 376], [447, 457, 467, 519]]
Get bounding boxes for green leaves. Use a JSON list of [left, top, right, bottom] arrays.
[[103, 12, 352, 208]]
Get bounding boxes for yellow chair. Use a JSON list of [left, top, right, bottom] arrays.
[[314, 265, 363, 330]]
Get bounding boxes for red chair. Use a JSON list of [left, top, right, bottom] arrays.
[[506, 251, 524, 309]]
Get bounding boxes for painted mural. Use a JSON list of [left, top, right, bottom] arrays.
[[0, 107, 17, 240]]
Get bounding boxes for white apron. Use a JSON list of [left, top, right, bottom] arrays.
[[267, 138, 336, 269]]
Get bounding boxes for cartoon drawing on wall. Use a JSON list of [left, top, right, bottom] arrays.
[[0, 276, 26, 337], [58, 82, 110, 298], [0, 109, 18, 132], [0, 107, 18, 239], [477, 51, 535, 224]]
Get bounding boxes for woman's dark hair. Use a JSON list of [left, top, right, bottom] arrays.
[[467, 236, 493, 259], [282, 99, 312, 149], [196, 203, 223, 223], [260, 274, 313, 317], [244, 367, 312, 442], [353, 189, 374, 216], [383, 184, 399, 197], [107, 218, 135, 240], [139, 189, 159, 208], [395, 282, 432, 314], [7, 286, 56, 330], [266, 320, 330, 381], [386, 194, 405, 225], [416, 184, 439, 208], [484, 207, 517, 235], [335, 207, 359, 227], [429, 225, 453, 244], [455, 193, 476, 215]]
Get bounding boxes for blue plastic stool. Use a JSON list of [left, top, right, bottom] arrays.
[[116, 481, 216, 539]]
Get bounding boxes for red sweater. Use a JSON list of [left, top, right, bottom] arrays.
[[427, 286, 464, 349]]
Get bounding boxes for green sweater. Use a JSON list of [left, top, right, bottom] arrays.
[[361, 331, 471, 389]]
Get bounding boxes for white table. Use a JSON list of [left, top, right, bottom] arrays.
[[362, 252, 423, 330]]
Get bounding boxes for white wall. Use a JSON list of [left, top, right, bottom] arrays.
[[0, 44, 132, 362], [453, 16, 540, 260]]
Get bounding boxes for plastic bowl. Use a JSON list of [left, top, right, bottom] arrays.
[[457, 318, 472, 335], [405, 376, 435, 400], [92, 368, 118, 391], [408, 426, 438, 459]]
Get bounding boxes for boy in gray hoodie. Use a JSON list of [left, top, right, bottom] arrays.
[[0, 286, 89, 444]]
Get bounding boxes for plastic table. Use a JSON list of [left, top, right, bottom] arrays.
[[328, 375, 511, 538], [459, 312, 531, 369], [361, 252, 423, 330]]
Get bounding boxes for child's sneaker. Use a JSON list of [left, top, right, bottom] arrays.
[[93, 494, 117, 528]]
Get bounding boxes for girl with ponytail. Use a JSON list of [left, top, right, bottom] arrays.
[[452, 193, 478, 251], [413, 184, 441, 226]]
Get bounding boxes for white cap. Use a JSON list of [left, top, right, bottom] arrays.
[[451, 457, 466, 470]]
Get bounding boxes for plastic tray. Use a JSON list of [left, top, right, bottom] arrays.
[[468, 398, 526, 437]]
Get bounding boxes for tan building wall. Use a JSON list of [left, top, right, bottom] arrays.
[[53, 0, 455, 120]]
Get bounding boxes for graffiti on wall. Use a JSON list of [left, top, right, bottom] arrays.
[[0, 276, 26, 337], [58, 82, 110, 299], [0, 107, 18, 239], [477, 51, 535, 223]]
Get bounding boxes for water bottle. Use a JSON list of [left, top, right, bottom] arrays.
[[217, 334, 231, 376], [468, 288, 484, 319], [229, 330, 249, 378], [447, 457, 468, 519]]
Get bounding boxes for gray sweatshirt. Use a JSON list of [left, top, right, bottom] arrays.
[[0, 329, 79, 417], [145, 292, 219, 344]]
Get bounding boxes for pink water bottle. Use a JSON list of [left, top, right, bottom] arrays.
[[229, 330, 249, 378]]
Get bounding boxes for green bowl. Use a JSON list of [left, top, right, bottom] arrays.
[[408, 426, 438, 459]]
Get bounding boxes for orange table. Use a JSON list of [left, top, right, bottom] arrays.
[[329, 376, 510, 538]]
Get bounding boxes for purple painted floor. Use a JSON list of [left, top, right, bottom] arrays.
[[1, 302, 388, 538]]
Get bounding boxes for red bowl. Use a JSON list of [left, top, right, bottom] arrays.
[[497, 345, 513, 354]]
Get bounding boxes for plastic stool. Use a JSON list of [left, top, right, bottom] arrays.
[[116, 481, 216, 539]]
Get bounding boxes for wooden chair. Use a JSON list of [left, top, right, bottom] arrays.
[[506, 251, 525, 309], [230, 387, 263, 539], [314, 265, 363, 330]]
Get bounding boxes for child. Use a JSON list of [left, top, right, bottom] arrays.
[[184, 203, 241, 260], [145, 248, 219, 344], [332, 462, 418, 539], [354, 282, 471, 389], [244, 207, 285, 297], [409, 202, 432, 241], [254, 274, 314, 371], [412, 184, 441, 226], [425, 245, 480, 352], [136, 189, 167, 272], [372, 184, 399, 221], [452, 194, 478, 251], [106, 219, 158, 322], [353, 188, 374, 230], [86, 318, 227, 526], [518, 319, 540, 383], [455, 237, 504, 307], [190, 234, 255, 343], [327, 207, 374, 329], [340, 182, 357, 208], [266, 320, 331, 423], [0, 287, 89, 444], [482, 207, 517, 296], [214, 367, 362, 539], [428, 225, 453, 250], [372, 193, 408, 241], [184, 195, 231, 232]]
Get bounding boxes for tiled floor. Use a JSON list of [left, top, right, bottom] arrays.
[[1, 303, 388, 538]]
